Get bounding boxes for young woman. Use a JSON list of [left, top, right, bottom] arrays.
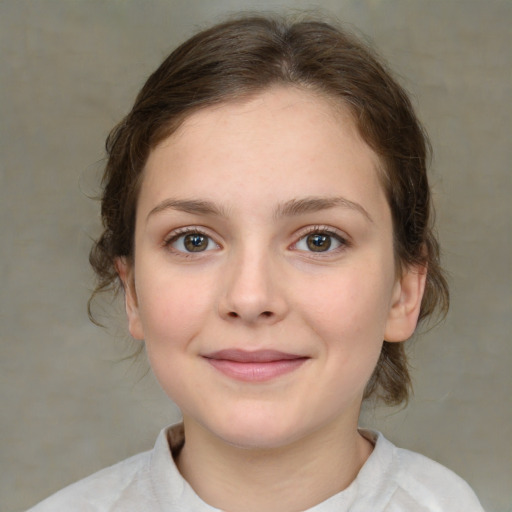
[[29, 14, 484, 511]]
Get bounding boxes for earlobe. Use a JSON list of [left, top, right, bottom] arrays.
[[384, 264, 427, 342], [115, 257, 145, 341]]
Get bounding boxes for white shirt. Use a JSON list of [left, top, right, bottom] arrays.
[[27, 423, 484, 511]]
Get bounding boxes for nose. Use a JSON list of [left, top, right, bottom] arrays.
[[218, 247, 288, 325]]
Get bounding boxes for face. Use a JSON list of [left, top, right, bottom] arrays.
[[119, 87, 424, 450]]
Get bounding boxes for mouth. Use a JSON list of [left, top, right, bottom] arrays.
[[202, 349, 309, 382]]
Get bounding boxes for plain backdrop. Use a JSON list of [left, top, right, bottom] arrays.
[[1, 1, 510, 511]]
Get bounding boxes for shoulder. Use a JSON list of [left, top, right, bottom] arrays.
[[25, 424, 219, 512], [26, 450, 153, 512], [361, 431, 485, 512], [392, 446, 484, 511]]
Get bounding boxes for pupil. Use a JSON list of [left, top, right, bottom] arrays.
[[307, 234, 331, 252], [184, 233, 207, 252]]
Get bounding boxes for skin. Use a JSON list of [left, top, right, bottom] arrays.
[[117, 86, 425, 511]]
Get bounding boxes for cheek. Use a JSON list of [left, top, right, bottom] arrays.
[[298, 266, 394, 340], [295, 265, 395, 396], [135, 272, 216, 403], [135, 268, 216, 349]]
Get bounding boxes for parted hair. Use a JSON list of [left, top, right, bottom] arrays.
[[89, 14, 449, 406]]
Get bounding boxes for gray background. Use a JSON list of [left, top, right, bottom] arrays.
[[1, 1, 510, 511]]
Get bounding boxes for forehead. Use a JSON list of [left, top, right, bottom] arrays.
[[139, 87, 386, 218]]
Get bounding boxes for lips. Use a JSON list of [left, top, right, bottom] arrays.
[[203, 349, 309, 382]]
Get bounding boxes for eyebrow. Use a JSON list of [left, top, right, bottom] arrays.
[[147, 196, 372, 223], [275, 196, 373, 223], [147, 199, 229, 221]]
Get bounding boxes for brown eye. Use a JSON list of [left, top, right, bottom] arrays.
[[168, 231, 217, 253], [294, 230, 346, 254], [306, 233, 332, 252], [183, 233, 209, 252]]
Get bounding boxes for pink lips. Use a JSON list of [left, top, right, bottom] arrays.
[[203, 349, 309, 382]]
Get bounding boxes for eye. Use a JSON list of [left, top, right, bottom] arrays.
[[294, 230, 346, 253], [166, 230, 218, 253]]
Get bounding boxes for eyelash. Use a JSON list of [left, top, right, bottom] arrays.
[[162, 225, 350, 257], [162, 227, 219, 256], [292, 225, 350, 255]]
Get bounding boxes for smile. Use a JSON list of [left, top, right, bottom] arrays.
[[203, 349, 309, 382]]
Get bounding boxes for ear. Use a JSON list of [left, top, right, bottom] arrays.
[[384, 264, 427, 342], [115, 257, 144, 340]]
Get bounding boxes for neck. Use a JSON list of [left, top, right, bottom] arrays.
[[176, 416, 373, 512]]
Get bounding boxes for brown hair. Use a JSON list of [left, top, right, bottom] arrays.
[[89, 14, 449, 405]]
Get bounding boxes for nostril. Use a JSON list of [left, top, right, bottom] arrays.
[[226, 311, 273, 319]]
